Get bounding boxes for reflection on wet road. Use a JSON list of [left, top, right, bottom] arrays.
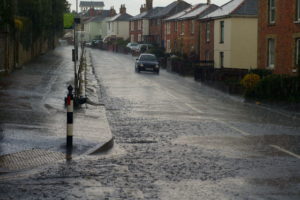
[[90, 49, 300, 199]]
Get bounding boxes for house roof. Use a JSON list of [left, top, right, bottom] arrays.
[[108, 13, 133, 22], [84, 10, 111, 23], [166, 3, 219, 21], [149, 0, 191, 19], [201, 0, 258, 19], [130, 7, 164, 21], [79, 1, 104, 8]]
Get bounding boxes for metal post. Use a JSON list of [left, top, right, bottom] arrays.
[[67, 85, 74, 148]]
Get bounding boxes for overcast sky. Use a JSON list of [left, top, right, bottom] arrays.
[[68, 0, 228, 15]]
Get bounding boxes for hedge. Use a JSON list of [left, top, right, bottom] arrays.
[[246, 74, 300, 102]]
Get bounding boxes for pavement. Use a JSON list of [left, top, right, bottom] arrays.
[[0, 44, 113, 174]]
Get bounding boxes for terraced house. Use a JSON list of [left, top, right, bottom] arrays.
[[164, 1, 218, 55], [148, 0, 191, 46], [129, 1, 163, 43], [258, 0, 300, 75], [201, 0, 258, 70]]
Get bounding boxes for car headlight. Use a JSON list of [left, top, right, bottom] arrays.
[[155, 64, 159, 68], [139, 64, 144, 67]]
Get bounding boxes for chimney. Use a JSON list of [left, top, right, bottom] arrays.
[[89, 8, 95, 16], [207, 0, 211, 4], [146, 0, 153, 11], [109, 6, 116, 17], [140, 5, 144, 13], [120, 4, 126, 14]]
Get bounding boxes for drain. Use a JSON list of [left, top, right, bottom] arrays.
[[0, 149, 65, 172]]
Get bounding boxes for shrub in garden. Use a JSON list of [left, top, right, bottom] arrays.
[[241, 73, 261, 91], [246, 74, 300, 102]]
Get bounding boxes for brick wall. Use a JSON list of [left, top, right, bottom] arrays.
[[199, 19, 214, 61], [258, 0, 300, 74]]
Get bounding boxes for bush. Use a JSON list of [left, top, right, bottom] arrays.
[[241, 73, 261, 90], [246, 74, 300, 102], [146, 46, 165, 58], [249, 69, 272, 78]]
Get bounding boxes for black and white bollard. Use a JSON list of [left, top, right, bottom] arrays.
[[67, 85, 74, 148]]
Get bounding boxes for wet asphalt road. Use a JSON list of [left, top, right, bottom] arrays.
[[1, 47, 300, 199]]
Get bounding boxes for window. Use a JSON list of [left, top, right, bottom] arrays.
[[269, 0, 276, 24], [181, 22, 185, 35], [220, 21, 224, 43], [131, 34, 134, 42], [167, 22, 171, 34], [220, 52, 224, 68], [206, 22, 210, 42], [268, 38, 275, 68], [295, 38, 300, 68], [175, 22, 178, 32], [138, 34, 142, 42], [191, 20, 195, 34], [296, 0, 300, 21], [205, 51, 210, 61], [167, 40, 171, 52], [138, 20, 142, 30], [131, 22, 134, 31]]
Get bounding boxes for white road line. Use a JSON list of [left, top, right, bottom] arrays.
[[216, 120, 250, 136], [185, 103, 204, 114], [269, 145, 300, 159], [166, 91, 178, 100]]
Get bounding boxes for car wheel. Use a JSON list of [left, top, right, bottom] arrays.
[[156, 69, 159, 75], [137, 67, 140, 73]]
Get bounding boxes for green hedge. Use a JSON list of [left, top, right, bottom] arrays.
[[246, 74, 300, 102]]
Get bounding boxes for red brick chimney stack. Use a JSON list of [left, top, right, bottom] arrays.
[[140, 4, 146, 13], [146, 0, 153, 11], [109, 6, 117, 17], [120, 4, 126, 14]]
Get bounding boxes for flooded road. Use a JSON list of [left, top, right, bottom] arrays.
[[0, 48, 299, 199]]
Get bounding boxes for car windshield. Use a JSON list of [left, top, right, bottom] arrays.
[[131, 43, 138, 46], [139, 55, 157, 61]]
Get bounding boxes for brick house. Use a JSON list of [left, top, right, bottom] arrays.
[[148, 0, 191, 47], [258, 0, 300, 75], [200, 0, 258, 70], [129, 5, 163, 43], [165, 1, 218, 56]]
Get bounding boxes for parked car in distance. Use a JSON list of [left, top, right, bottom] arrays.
[[126, 42, 139, 50], [136, 44, 153, 53], [135, 53, 160, 74]]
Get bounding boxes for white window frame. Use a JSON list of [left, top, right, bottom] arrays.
[[191, 20, 195, 34], [269, 0, 276, 24], [138, 34, 142, 42], [295, 38, 300, 68], [167, 40, 171, 52], [181, 22, 185, 35], [206, 22, 210, 42], [138, 20, 142, 30], [131, 21, 134, 31], [296, 0, 300, 22], [268, 38, 275, 68], [167, 22, 171, 35]]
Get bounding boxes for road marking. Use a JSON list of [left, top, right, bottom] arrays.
[[185, 103, 204, 114], [216, 120, 250, 136], [269, 145, 300, 159], [166, 91, 178, 100]]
